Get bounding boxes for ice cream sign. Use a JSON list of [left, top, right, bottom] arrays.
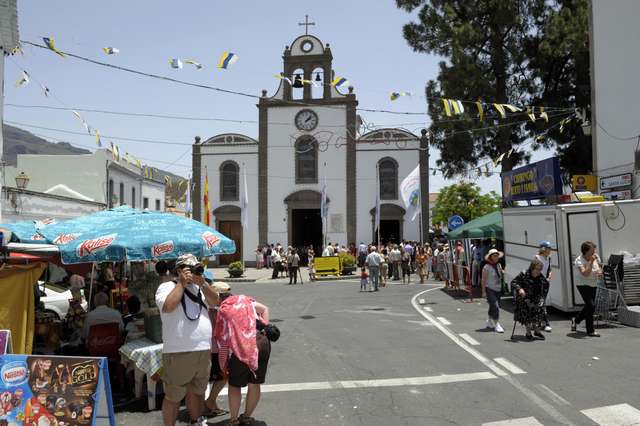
[[501, 157, 563, 203]]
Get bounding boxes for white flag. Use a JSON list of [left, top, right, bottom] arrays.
[[185, 178, 191, 214], [400, 165, 421, 222], [241, 165, 249, 229]]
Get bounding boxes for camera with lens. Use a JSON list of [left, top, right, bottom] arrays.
[[193, 264, 205, 276]]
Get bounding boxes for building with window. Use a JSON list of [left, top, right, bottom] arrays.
[[192, 33, 430, 265], [5, 149, 166, 213]]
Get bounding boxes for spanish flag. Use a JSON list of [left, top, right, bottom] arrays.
[[204, 171, 211, 226]]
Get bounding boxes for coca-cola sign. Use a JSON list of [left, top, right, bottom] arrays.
[[152, 240, 174, 257], [53, 233, 78, 245], [202, 231, 221, 250], [76, 234, 117, 257]]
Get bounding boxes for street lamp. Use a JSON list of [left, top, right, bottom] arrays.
[[15, 172, 30, 190]]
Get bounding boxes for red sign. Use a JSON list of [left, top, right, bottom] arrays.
[[76, 234, 116, 257], [202, 232, 220, 250], [152, 240, 174, 257]]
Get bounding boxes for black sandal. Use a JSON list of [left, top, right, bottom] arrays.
[[239, 414, 255, 425]]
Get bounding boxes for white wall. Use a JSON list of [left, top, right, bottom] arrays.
[[109, 166, 143, 208], [200, 141, 259, 264], [9, 152, 106, 203], [591, 0, 640, 196], [266, 105, 348, 246], [1, 187, 105, 224], [356, 144, 421, 243], [141, 180, 165, 211]]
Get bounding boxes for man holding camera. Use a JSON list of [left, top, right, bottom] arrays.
[[155, 254, 220, 426]]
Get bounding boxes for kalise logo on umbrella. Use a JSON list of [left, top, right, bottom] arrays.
[[76, 234, 117, 257], [53, 233, 78, 245], [31, 234, 45, 241], [152, 240, 174, 257], [202, 231, 221, 250]]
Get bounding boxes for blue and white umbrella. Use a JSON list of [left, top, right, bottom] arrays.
[[39, 207, 236, 264]]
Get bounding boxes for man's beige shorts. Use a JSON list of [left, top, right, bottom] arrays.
[[161, 350, 211, 402]]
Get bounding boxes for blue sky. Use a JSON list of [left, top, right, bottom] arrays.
[[3, 0, 530, 193]]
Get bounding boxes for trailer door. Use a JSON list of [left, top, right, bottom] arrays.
[[566, 211, 602, 307]]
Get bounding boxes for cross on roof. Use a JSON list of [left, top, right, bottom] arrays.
[[298, 15, 316, 35]]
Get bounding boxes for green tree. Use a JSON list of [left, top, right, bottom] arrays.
[[431, 182, 501, 225], [396, 0, 590, 177]]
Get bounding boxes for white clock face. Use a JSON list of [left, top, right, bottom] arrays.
[[295, 109, 318, 131]]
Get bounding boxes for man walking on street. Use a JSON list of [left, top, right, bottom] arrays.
[[366, 246, 383, 291], [155, 254, 220, 426], [288, 249, 301, 285]]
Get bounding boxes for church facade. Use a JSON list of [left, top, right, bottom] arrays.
[[192, 33, 429, 265]]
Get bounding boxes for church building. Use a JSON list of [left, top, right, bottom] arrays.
[[192, 32, 430, 265]]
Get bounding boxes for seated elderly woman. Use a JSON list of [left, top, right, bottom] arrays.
[[511, 258, 550, 340]]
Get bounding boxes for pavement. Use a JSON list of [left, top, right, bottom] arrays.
[[116, 277, 640, 425], [207, 265, 355, 283]]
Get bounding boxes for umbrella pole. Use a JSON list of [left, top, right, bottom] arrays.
[[88, 263, 95, 309]]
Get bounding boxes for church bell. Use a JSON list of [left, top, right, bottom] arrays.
[[292, 74, 304, 88]]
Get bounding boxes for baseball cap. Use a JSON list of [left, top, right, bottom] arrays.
[[539, 241, 552, 249], [175, 253, 199, 268], [212, 281, 231, 292]]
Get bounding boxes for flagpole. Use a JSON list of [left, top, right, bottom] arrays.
[[376, 161, 380, 248], [241, 162, 247, 272]]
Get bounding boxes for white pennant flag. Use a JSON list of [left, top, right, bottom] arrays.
[[320, 171, 328, 234], [400, 165, 421, 222], [375, 165, 381, 232]]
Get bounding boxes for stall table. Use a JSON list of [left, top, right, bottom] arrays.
[[119, 337, 163, 410]]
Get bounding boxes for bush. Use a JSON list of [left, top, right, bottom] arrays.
[[228, 261, 243, 272], [338, 252, 356, 268]]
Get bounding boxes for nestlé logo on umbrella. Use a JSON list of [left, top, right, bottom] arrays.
[[152, 240, 174, 257], [76, 234, 117, 257], [202, 231, 221, 250]]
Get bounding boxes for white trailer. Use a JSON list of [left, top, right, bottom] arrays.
[[502, 199, 640, 312]]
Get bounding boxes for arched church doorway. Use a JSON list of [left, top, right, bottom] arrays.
[[285, 190, 327, 258], [370, 204, 405, 245], [213, 205, 242, 265]]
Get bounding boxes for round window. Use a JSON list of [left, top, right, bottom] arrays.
[[301, 40, 314, 53]]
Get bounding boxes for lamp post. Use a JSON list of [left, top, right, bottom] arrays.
[[15, 171, 30, 190]]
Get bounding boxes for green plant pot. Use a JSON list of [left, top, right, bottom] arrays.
[[228, 269, 243, 278]]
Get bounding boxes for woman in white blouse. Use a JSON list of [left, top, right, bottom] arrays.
[[571, 241, 603, 337]]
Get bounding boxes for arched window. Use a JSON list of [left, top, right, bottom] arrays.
[[379, 158, 398, 200], [119, 182, 125, 206], [108, 179, 114, 208], [295, 136, 318, 184], [220, 161, 239, 201]]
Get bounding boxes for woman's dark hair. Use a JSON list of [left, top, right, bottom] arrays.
[[155, 261, 169, 275], [580, 241, 596, 256], [529, 258, 544, 272]]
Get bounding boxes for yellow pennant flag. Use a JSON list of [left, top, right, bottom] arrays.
[[535, 134, 546, 142], [504, 104, 521, 113], [539, 107, 549, 123], [493, 104, 506, 119], [43, 37, 66, 58], [494, 152, 506, 166], [527, 107, 536, 122], [451, 99, 461, 114], [476, 101, 484, 121], [442, 98, 452, 117], [95, 131, 102, 147]]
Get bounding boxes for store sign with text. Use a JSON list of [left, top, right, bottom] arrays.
[[600, 173, 632, 191], [501, 157, 563, 203]]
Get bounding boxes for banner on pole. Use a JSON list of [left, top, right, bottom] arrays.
[[400, 165, 421, 221]]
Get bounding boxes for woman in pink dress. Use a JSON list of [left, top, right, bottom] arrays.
[[255, 246, 264, 269]]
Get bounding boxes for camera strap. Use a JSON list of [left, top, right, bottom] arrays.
[[176, 280, 207, 321]]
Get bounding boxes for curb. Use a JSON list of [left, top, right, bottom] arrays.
[[220, 277, 258, 283]]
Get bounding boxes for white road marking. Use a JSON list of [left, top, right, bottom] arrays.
[[483, 417, 543, 426], [536, 384, 571, 406], [418, 298, 426, 304], [335, 309, 415, 317], [410, 290, 508, 377], [214, 371, 497, 396], [437, 316, 452, 325], [459, 333, 480, 346], [407, 320, 433, 326], [411, 289, 575, 425], [581, 403, 640, 425], [493, 357, 527, 375], [424, 306, 433, 312]]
